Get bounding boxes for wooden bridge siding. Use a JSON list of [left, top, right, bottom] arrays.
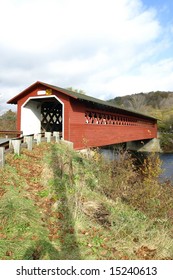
[[68, 99, 157, 149], [68, 99, 86, 123], [70, 124, 157, 149]]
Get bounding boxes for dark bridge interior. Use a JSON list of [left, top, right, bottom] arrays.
[[41, 101, 62, 133]]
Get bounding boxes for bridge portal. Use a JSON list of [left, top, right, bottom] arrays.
[[19, 96, 64, 136]]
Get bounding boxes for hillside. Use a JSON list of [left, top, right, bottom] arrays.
[[108, 91, 173, 151], [109, 91, 173, 111], [1, 142, 173, 260], [109, 91, 173, 130]]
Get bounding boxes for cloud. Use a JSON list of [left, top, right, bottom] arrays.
[[0, 0, 173, 114]]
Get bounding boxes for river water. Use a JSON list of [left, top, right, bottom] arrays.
[[159, 153, 173, 182], [100, 148, 173, 183]]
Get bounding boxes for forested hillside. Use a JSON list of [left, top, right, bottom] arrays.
[[109, 91, 173, 111], [109, 91, 173, 132]]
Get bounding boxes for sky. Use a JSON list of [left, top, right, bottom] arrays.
[[0, 0, 173, 114]]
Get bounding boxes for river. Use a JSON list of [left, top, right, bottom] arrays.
[[159, 153, 173, 182], [100, 148, 173, 183]]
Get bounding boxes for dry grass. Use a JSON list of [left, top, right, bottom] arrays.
[[0, 142, 173, 259]]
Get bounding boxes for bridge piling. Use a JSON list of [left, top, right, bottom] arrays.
[[126, 138, 162, 153]]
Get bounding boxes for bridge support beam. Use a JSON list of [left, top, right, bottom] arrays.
[[126, 138, 162, 153]]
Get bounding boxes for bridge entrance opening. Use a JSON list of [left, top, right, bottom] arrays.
[[21, 96, 63, 136], [41, 100, 62, 133]]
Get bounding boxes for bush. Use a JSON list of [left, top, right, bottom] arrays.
[[94, 151, 173, 220]]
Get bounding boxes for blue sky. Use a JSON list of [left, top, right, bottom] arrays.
[[144, 0, 173, 24], [0, 0, 173, 114]]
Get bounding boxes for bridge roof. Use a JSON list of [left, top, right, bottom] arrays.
[[7, 81, 156, 120]]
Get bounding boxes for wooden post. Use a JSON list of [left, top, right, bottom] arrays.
[[25, 136, 33, 151], [0, 147, 5, 168], [53, 131, 60, 142], [45, 132, 51, 143], [35, 134, 42, 145], [9, 139, 14, 148], [11, 139, 21, 155]]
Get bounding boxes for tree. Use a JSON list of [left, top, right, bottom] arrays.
[[66, 87, 86, 95], [0, 110, 17, 131]]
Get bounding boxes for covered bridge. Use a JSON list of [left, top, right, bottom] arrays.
[[7, 81, 157, 150]]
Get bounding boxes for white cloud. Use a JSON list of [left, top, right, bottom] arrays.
[[0, 0, 173, 114]]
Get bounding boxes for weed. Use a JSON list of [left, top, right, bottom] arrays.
[[37, 189, 50, 198]]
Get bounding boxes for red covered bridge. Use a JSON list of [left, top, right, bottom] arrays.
[[7, 81, 157, 150]]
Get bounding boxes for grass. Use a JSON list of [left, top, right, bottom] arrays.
[[0, 142, 173, 259]]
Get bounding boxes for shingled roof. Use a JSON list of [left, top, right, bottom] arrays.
[[7, 81, 156, 120]]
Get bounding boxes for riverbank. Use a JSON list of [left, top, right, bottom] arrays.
[[159, 132, 173, 153], [0, 142, 173, 260], [100, 144, 173, 183]]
